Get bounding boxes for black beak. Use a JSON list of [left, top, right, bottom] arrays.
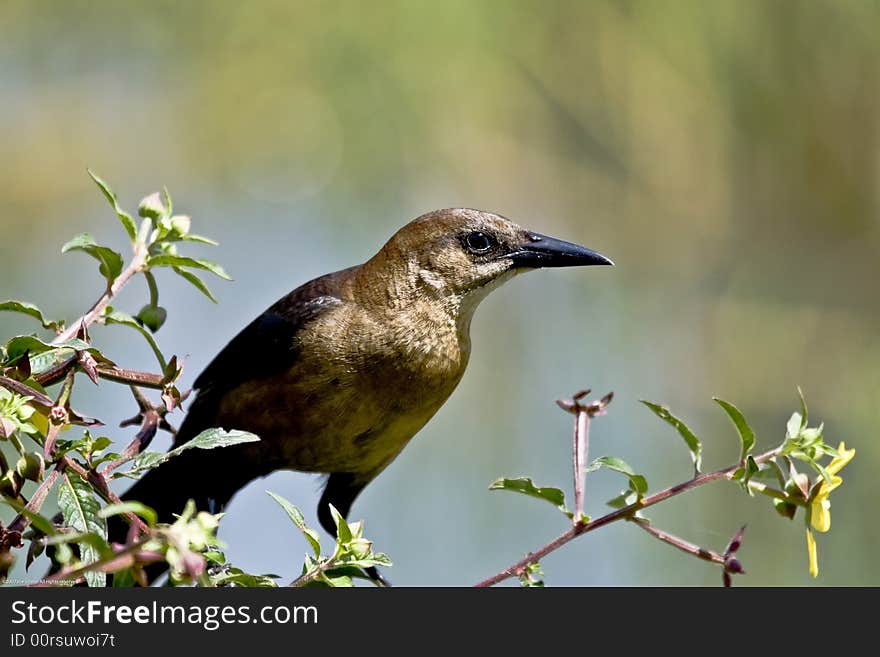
[[507, 232, 614, 268]]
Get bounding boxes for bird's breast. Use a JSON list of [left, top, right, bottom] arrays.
[[214, 300, 470, 477]]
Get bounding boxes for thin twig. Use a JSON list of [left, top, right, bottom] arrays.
[[31, 357, 78, 388], [100, 408, 159, 476], [6, 469, 61, 535], [36, 364, 167, 390], [70, 460, 148, 534], [631, 518, 724, 565], [0, 375, 54, 410], [42, 419, 62, 462], [572, 392, 590, 521], [94, 366, 165, 389], [47, 456, 149, 535], [574, 407, 588, 519], [557, 391, 612, 523], [288, 554, 338, 587], [35, 535, 156, 586], [474, 447, 780, 587], [54, 244, 148, 344]]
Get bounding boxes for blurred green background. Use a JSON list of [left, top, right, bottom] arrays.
[[1, 0, 877, 586]]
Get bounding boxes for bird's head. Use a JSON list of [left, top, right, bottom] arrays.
[[360, 208, 612, 318]]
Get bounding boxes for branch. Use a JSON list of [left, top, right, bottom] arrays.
[[80, 464, 149, 534], [631, 519, 724, 565], [93, 366, 165, 389], [0, 375, 54, 411], [100, 407, 160, 476], [6, 469, 60, 535], [630, 520, 745, 587], [54, 243, 148, 343], [288, 554, 339, 587], [557, 390, 612, 522], [33, 364, 167, 391], [35, 534, 157, 586], [474, 447, 780, 587]]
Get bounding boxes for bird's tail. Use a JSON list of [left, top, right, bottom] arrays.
[[112, 389, 271, 536], [105, 443, 270, 583], [121, 448, 238, 517]]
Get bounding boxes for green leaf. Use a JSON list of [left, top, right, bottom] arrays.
[[641, 401, 703, 475], [713, 398, 756, 462], [489, 477, 570, 516], [112, 569, 137, 587], [121, 451, 164, 475], [211, 570, 279, 587], [337, 553, 393, 570], [606, 489, 640, 509], [148, 255, 231, 280], [162, 187, 173, 216], [320, 564, 388, 581], [172, 267, 218, 303], [743, 455, 759, 488], [329, 504, 352, 543], [61, 233, 124, 284], [28, 348, 76, 377], [1, 495, 58, 536], [56, 432, 112, 460], [57, 472, 108, 587], [2, 335, 100, 378], [88, 170, 138, 242], [760, 457, 787, 488], [809, 460, 834, 487], [4, 335, 89, 362], [323, 574, 354, 587], [98, 501, 158, 527], [44, 530, 108, 551], [815, 442, 839, 458], [181, 234, 219, 246], [800, 426, 824, 451], [796, 386, 808, 431], [773, 498, 797, 520], [115, 428, 260, 479], [732, 455, 760, 493], [103, 309, 166, 370], [2, 335, 50, 363], [518, 562, 545, 587], [585, 456, 648, 495], [186, 428, 260, 450], [91, 436, 112, 452], [0, 301, 63, 331], [786, 412, 802, 441], [266, 491, 321, 557]]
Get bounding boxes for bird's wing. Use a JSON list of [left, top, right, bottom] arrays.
[[171, 266, 356, 448]]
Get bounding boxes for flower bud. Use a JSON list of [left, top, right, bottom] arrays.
[[16, 452, 43, 481], [136, 305, 168, 332], [138, 192, 167, 220], [0, 470, 22, 496], [725, 557, 744, 574], [170, 215, 191, 236], [349, 538, 372, 560], [785, 473, 810, 499]]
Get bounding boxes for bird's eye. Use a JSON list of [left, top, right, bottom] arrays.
[[465, 231, 495, 254]]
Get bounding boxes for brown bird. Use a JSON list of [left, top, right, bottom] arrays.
[[119, 208, 612, 579]]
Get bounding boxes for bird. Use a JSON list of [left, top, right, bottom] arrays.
[[117, 208, 612, 582]]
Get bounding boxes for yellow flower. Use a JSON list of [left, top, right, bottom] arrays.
[[804, 442, 855, 577], [807, 442, 855, 533], [806, 528, 818, 578]]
